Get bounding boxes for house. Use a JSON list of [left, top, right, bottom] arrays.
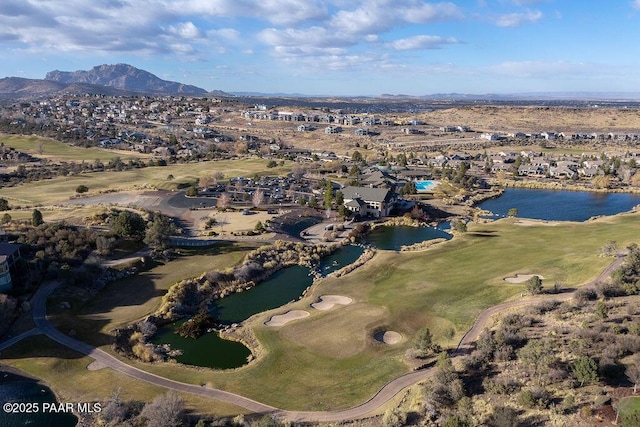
[[325, 126, 342, 134], [341, 186, 396, 218], [0, 242, 21, 293]]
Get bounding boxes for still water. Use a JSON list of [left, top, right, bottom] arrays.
[[0, 370, 77, 427], [365, 225, 451, 250], [478, 188, 640, 221]]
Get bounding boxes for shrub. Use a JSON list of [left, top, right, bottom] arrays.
[[75, 184, 89, 193]]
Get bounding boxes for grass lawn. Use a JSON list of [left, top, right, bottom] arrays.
[[48, 243, 259, 346], [0, 336, 248, 417], [1, 158, 293, 206], [0, 133, 150, 162]]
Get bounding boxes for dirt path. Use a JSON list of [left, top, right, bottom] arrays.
[[0, 254, 627, 422]]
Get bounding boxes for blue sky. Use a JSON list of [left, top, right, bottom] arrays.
[[2, 1, 640, 96]]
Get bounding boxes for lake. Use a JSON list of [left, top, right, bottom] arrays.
[[478, 188, 640, 221]]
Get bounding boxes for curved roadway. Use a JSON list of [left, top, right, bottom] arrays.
[[4, 254, 628, 422]]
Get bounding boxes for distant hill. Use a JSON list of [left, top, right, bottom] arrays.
[[45, 63, 209, 96], [0, 77, 139, 99]]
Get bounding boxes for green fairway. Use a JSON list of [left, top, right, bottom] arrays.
[[0, 158, 293, 205], [0, 133, 150, 162]]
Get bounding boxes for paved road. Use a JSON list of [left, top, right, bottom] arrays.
[[1, 254, 627, 422]]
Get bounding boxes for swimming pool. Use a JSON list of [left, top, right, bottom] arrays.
[[415, 180, 439, 192]]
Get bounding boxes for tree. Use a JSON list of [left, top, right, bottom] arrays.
[[488, 405, 520, 427], [139, 391, 184, 427], [601, 240, 619, 257], [113, 210, 146, 239], [252, 187, 264, 208], [507, 208, 518, 217], [413, 327, 439, 357], [572, 356, 599, 387], [595, 300, 609, 319], [144, 215, 175, 250], [335, 191, 344, 206], [1, 213, 11, 224], [99, 388, 126, 425], [185, 186, 198, 197], [308, 196, 318, 208], [452, 219, 467, 233], [526, 275, 543, 295], [324, 181, 334, 209], [352, 150, 364, 162], [31, 209, 43, 226], [75, 184, 89, 194], [625, 355, 640, 393], [0, 198, 9, 211], [217, 192, 231, 211], [267, 160, 277, 168], [518, 339, 555, 383], [400, 181, 417, 195]]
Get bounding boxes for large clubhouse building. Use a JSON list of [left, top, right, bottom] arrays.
[[341, 186, 397, 218]]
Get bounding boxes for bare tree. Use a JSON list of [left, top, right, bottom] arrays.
[[252, 187, 264, 208], [198, 174, 215, 189], [217, 192, 231, 210], [626, 355, 640, 393], [139, 391, 184, 427]]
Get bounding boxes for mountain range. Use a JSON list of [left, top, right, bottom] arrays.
[[0, 64, 218, 99]]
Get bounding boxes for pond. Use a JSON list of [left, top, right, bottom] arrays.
[[151, 323, 252, 369], [365, 225, 452, 251], [478, 188, 640, 221], [152, 244, 364, 369], [0, 370, 77, 427]]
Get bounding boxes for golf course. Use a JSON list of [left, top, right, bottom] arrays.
[[4, 208, 639, 415]]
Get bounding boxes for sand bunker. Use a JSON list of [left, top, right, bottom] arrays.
[[264, 310, 310, 326], [504, 274, 545, 284], [311, 295, 353, 311], [374, 331, 402, 345]]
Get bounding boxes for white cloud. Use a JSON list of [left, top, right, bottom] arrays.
[[329, 1, 462, 36], [169, 22, 204, 40], [494, 10, 543, 27], [389, 35, 460, 50], [169, 0, 328, 25], [403, 2, 464, 23], [633, 0, 640, 10]]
